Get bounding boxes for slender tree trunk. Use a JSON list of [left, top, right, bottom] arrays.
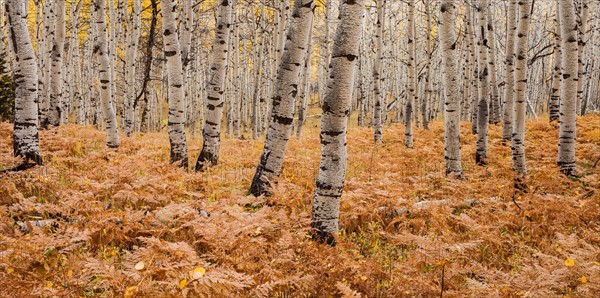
[[576, 0, 589, 115], [311, 0, 364, 245], [511, 0, 532, 176], [7, 0, 42, 165], [549, 3, 561, 123], [296, 16, 314, 139], [422, 0, 432, 130], [249, 0, 316, 196], [487, 4, 501, 125], [195, 0, 232, 171], [502, 0, 518, 141], [372, 0, 385, 143], [48, 0, 65, 126], [161, 0, 188, 167], [475, 0, 490, 165], [558, 0, 578, 176], [440, 0, 462, 178], [405, 0, 416, 148], [94, 0, 119, 148], [124, 0, 141, 136]]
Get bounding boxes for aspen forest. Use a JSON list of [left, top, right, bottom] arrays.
[[2, 0, 600, 296]]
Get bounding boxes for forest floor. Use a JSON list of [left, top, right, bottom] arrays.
[[0, 114, 599, 297]]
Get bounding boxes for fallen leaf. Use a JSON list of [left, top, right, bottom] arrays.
[[135, 261, 145, 271], [179, 278, 187, 289], [581, 276, 587, 284], [124, 286, 137, 298], [564, 258, 575, 267], [192, 267, 206, 279]]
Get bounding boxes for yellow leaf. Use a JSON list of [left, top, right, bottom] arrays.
[[564, 258, 575, 267], [179, 278, 187, 289], [44, 281, 53, 289], [134, 261, 145, 271], [581, 276, 587, 284], [6, 267, 14, 273], [124, 286, 137, 298], [192, 267, 206, 279]]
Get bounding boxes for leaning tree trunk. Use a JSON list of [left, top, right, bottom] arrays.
[[511, 0, 532, 176], [195, 0, 232, 171], [311, 0, 365, 245], [249, 0, 316, 196], [502, 0, 518, 141], [405, 0, 416, 148], [94, 0, 119, 148], [372, 0, 385, 143], [557, 0, 578, 176], [549, 3, 561, 123], [475, 0, 490, 165], [7, 0, 42, 165], [440, 0, 462, 178], [161, 0, 188, 167], [48, 0, 65, 126]]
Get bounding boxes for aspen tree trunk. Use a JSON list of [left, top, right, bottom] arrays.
[[48, 0, 65, 126], [558, 0, 578, 176], [251, 26, 263, 140], [71, 1, 84, 125], [94, 0, 119, 148], [296, 16, 314, 139], [487, 5, 501, 125], [405, 0, 416, 148], [161, 0, 188, 167], [422, 0, 432, 130], [124, 0, 141, 136], [7, 0, 42, 165], [195, 0, 232, 171], [39, 0, 53, 127], [232, 0, 241, 138], [249, 0, 316, 196], [461, 12, 473, 121], [576, 0, 589, 115], [108, 0, 117, 120], [475, 0, 490, 165], [549, 3, 561, 123], [311, 0, 364, 244], [440, 0, 462, 178], [469, 8, 478, 135], [502, 0, 518, 141], [511, 0, 532, 176], [372, 0, 385, 143]]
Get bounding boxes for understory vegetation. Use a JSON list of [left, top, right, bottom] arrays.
[[1, 115, 599, 297]]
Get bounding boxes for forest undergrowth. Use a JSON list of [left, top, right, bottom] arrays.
[[0, 115, 599, 297]]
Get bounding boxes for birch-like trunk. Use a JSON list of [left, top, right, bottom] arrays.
[[487, 4, 500, 125], [162, 0, 188, 167], [94, 0, 119, 148], [549, 3, 561, 123], [502, 0, 518, 141], [124, 0, 141, 136], [422, 0, 432, 130], [48, 0, 65, 126], [557, 0, 578, 176], [195, 0, 232, 171], [372, 0, 384, 143], [311, 0, 364, 244], [296, 16, 314, 139], [440, 0, 462, 178], [249, 0, 316, 196], [405, 0, 416, 148], [475, 0, 490, 165], [576, 0, 589, 115], [7, 0, 42, 165], [511, 0, 532, 176]]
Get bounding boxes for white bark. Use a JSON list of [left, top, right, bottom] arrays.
[[249, 0, 316, 195], [311, 0, 365, 244], [124, 0, 141, 135], [372, 0, 384, 143], [48, 0, 65, 126], [558, 0, 578, 176], [487, 4, 500, 125], [502, 0, 518, 141], [7, 0, 42, 164], [511, 0, 532, 176], [95, 0, 119, 148], [440, 0, 462, 178], [549, 2, 561, 123], [405, 0, 416, 148], [162, 0, 189, 167], [195, 0, 232, 170]]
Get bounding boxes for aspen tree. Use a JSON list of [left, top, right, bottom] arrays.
[[195, 0, 232, 171], [487, 4, 500, 125], [576, 0, 589, 115], [502, 0, 518, 141], [373, 0, 385, 143], [511, 0, 532, 176], [162, 0, 189, 167], [7, 0, 42, 165], [475, 0, 490, 165], [249, 0, 316, 196], [124, 0, 141, 136], [311, 0, 364, 245], [296, 16, 314, 139], [558, 0, 578, 176], [405, 0, 416, 148], [549, 3, 561, 123], [48, 0, 65, 126], [94, 0, 119, 148], [439, 0, 462, 178], [422, 0, 433, 130]]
